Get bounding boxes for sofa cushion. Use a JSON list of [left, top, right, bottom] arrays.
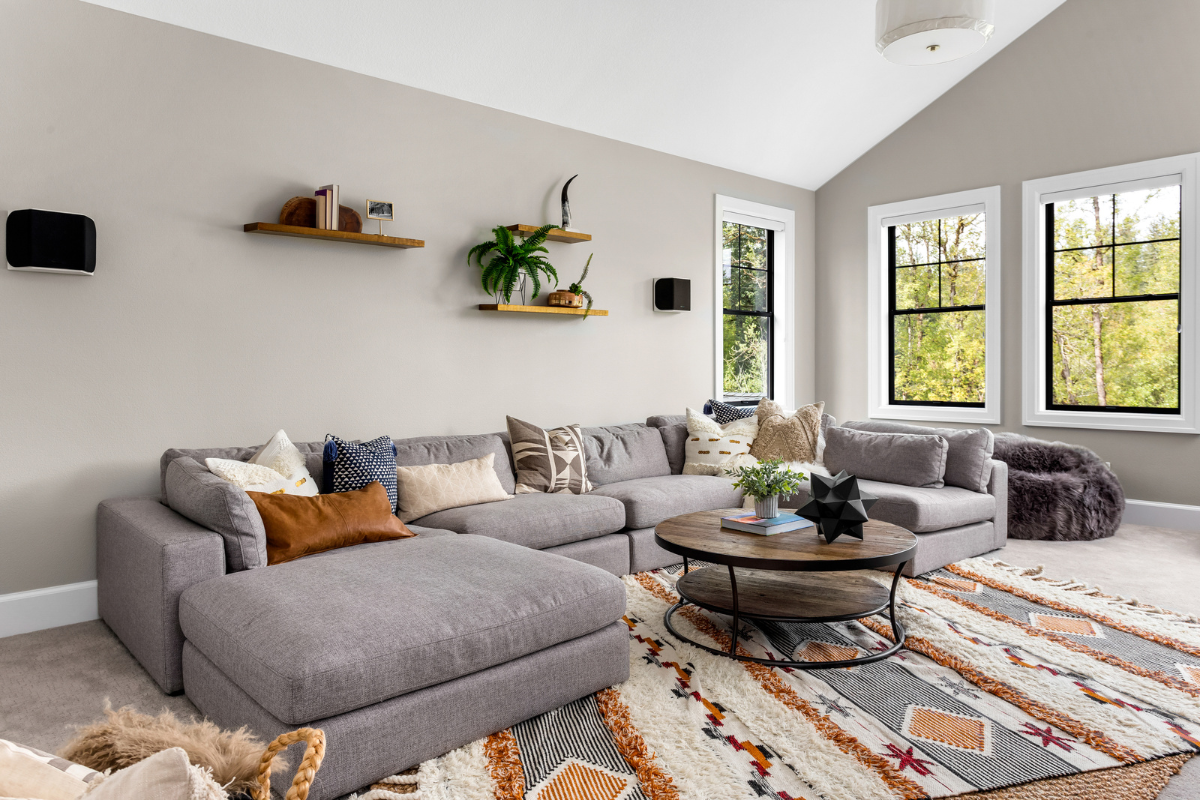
[[824, 427, 948, 488], [582, 424, 671, 485], [393, 433, 516, 495], [842, 420, 994, 493], [164, 457, 267, 571], [179, 534, 626, 724], [780, 480, 994, 533], [589, 475, 743, 530], [413, 492, 626, 550]]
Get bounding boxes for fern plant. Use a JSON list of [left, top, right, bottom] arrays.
[[569, 253, 595, 317], [467, 224, 559, 304]]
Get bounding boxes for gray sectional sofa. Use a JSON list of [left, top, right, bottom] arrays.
[[96, 415, 1007, 799]]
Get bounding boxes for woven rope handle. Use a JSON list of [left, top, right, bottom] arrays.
[[253, 727, 326, 800]]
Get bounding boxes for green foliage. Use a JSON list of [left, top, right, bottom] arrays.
[[726, 459, 806, 500], [892, 214, 987, 403], [723, 222, 770, 396], [467, 224, 560, 303], [569, 253, 594, 317], [1049, 187, 1180, 409]]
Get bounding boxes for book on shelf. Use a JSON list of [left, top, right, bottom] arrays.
[[721, 512, 814, 535], [314, 191, 328, 230], [318, 184, 338, 230]]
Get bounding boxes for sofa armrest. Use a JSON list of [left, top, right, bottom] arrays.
[[986, 459, 1008, 548], [97, 497, 225, 694]]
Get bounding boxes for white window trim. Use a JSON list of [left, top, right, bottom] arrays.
[[713, 195, 795, 410], [866, 186, 1002, 425], [1022, 154, 1200, 434]]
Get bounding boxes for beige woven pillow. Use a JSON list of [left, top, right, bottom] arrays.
[[82, 747, 225, 799], [395, 452, 513, 522], [750, 399, 825, 464], [0, 738, 98, 800]]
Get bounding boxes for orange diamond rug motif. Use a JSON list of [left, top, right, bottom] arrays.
[[931, 576, 981, 593], [905, 706, 991, 754], [529, 759, 632, 800], [796, 641, 859, 663], [1179, 664, 1200, 685], [1029, 613, 1104, 638]]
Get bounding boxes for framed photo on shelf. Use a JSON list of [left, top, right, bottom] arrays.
[[366, 200, 393, 234]]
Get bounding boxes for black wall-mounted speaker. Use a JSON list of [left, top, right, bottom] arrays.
[[653, 278, 690, 311], [7, 209, 96, 275]]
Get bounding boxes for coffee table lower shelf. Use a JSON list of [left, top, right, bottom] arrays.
[[663, 564, 908, 670]]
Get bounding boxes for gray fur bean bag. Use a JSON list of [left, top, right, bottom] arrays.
[[992, 433, 1125, 541]]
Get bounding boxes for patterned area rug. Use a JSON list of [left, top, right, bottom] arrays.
[[353, 559, 1199, 799]]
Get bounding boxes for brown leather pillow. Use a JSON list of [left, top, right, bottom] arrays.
[[248, 481, 415, 565]]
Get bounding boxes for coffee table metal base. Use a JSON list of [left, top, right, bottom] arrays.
[[662, 561, 909, 670]]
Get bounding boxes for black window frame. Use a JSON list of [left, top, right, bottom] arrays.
[[887, 217, 986, 408], [722, 222, 774, 406], [1044, 194, 1182, 414]]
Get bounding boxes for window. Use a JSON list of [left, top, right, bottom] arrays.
[[713, 196, 794, 410], [1023, 154, 1199, 433], [722, 221, 774, 402], [867, 187, 1001, 424]]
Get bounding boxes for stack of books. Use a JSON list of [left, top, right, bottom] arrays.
[[314, 184, 339, 230], [721, 512, 814, 536]]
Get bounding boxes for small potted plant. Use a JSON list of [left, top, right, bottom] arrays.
[[549, 253, 595, 316], [468, 224, 559, 305], [726, 459, 806, 519]]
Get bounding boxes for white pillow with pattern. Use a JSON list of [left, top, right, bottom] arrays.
[[206, 429, 318, 496], [683, 407, 758, 476]]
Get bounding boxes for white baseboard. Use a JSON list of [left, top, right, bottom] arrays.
[[0, 580, 98, 639], [1123, 499, 1200, 531]]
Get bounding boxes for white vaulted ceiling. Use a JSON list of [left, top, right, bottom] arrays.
[[82, 0, 1065, 189]]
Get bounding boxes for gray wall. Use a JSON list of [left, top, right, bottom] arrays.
[[816, 0, 1200, 506], [0, 0, 815, 594]]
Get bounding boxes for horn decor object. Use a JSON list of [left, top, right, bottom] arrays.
[[796, 470, 878, 544], [560, 174, 578, 230]]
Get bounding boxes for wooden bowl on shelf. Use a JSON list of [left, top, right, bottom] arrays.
[[547, 290, 584, 308]]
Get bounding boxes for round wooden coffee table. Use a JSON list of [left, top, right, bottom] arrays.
[[653, 508, 917, 669]]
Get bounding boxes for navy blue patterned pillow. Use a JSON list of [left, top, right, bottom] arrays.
[[322, 435, 398, 512], [708, 399, 756, 424]]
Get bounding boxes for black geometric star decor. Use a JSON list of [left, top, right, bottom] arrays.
[[797, 471, 878, 544]]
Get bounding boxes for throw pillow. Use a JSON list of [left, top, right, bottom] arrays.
[[750, 399, 825, 464], [841, 420, 994, 492], [683, 406, 758, 476], [204, 457, 319, 497], [0, 739, 99, 800], [707, 398, 757, 424], [395, 453, 513, 522], [250, 481, 415, 565], [323, 435, 399, 512], [506, 416, 593, 494], [823, 427, 948, 488], [164, 457, 268, 571], [80, 747, 224, 800]]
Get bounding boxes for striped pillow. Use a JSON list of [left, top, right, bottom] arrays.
[[506, 416, 593, 495], [0, 738, 101, 800]]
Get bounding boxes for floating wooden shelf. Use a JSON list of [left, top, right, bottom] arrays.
[[505, 224, 591, 243], [478, 303, 608, 317], [244, 222, 424, 249]]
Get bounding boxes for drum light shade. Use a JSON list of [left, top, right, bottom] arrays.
[[876, 0, 995, 65]]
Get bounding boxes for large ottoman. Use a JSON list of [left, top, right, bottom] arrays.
[[179, 534, 629, 800]]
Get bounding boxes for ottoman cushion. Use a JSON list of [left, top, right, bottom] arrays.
[[179, 534, 625, 724]]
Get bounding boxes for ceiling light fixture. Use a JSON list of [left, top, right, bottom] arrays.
[[876, 0, 995, 65]]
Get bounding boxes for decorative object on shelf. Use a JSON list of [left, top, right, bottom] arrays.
[[505, 224, 591, 243], [561, 174, 578, 229], [468, 224, 559, 305], [244, 223, 422, 248], [654, 277, 690, 311], [477, 303, 608, 317], [725, 459, 806, 520], [366, 199, 393, 235], [315, 184, 339, 230], [548, 253, 595, 315], [6, 209, 96, 275], [279, 197, 361, 232], [797, 470, 878, 543], [875, 0, 995, 65]]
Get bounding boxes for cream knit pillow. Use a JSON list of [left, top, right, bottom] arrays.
[[682, 407, 758, 476], [750, 399, 825, 465], [395, 452, 513, 523], [82, 748, 224, 799], [205, 429, 319, 497]]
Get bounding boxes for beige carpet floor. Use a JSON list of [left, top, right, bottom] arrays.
[[1, 522, 1196, 799]]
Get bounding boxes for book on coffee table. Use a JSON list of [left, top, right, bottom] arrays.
[[721, 513, 814, 535]]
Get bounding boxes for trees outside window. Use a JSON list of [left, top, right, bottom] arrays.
[[722, 221, 773, 401]]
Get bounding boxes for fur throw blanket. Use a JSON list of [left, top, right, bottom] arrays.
[[59, 704, 272, 795], [992, 433, 1125, 541]]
